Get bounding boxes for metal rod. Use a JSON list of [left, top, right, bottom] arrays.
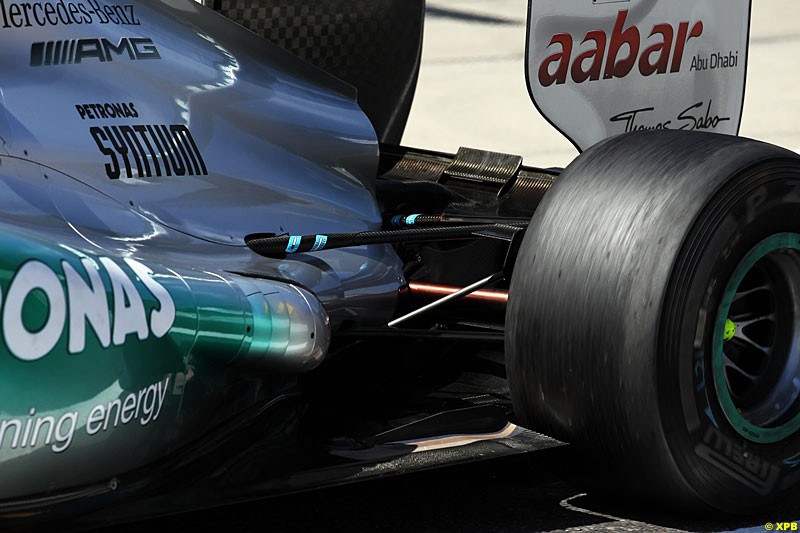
[[409, 282, 508, 303], [388, 272, 504, 327]]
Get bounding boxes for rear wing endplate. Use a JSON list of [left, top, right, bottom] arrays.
[[526, 0, 752, 151]]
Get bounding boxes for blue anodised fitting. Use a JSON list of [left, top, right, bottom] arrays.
[[311, 235, 328, 251], [285, 235, 302, 253], [392, 214, 422, 227]]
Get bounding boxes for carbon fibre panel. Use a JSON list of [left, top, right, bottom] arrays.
[[63, 427, 563, 529], [214, 0, 425, 144]]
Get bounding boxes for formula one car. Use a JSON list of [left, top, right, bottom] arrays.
[[0, 0, 796, 527]]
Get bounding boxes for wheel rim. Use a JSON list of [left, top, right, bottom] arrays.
[[713, 233, 800, 444]]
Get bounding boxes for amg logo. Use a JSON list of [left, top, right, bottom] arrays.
[[30, 37, 159, 67], [90, 124, 208, 180]]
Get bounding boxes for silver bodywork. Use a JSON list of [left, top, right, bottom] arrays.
[[0, 0, 403, 325]]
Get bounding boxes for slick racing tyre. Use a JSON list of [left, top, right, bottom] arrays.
[[507, 130, 800, 512]]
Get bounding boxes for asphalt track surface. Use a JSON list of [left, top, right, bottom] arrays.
[[97, 2, 800, 532]]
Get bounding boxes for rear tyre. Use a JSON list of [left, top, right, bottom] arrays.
[[506, 130, 800, 512]]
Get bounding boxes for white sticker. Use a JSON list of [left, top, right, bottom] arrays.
[[125, 258, 175, 339], [0, 256, 176, 361], [63, 258, 111, 354], [100, 257, 150, 345], [527, 0, 751, 150]]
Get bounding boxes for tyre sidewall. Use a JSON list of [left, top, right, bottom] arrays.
[[663, 163, 800, 511]]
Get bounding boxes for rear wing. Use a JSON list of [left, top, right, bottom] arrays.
[[526, 0, 751, 151]]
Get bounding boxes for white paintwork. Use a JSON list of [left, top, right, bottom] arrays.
[[527, 0, 751, 150]]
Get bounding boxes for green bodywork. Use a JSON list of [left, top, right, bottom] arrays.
[[0, 229, 283, 499]]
